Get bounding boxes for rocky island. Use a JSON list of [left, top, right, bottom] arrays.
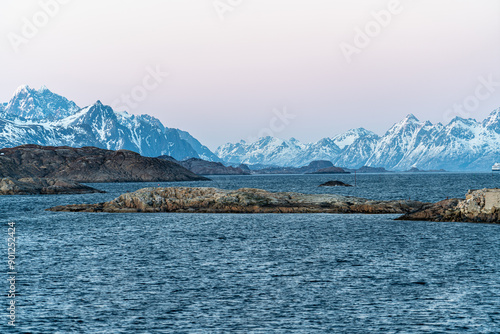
[[344, 166, 392, 173], [252, 161, 348, 174], [308, 166, 350, 174], [404, 167, 447, 173], [319, 181, 353, 187], [0, 145, 209, 183], [0, 177, 104, 195], [397, 188, 500, 223], [47, 187, 428, 214]]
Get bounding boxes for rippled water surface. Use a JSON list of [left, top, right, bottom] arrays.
[[2, 173, 500, 333]]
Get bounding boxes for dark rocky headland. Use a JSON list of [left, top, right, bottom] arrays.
[[0, 145, 209, 183]]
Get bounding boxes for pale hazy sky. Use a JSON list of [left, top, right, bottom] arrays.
[[1, 0, 499, 149]]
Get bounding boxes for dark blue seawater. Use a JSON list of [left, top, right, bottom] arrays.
[[2, 173, 500, 333]]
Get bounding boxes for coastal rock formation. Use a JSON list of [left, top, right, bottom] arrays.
[[309, 166, 350, 174], [397, 189, 500, 223], [47, 187, 428, 214], [238, 164, 251, 173], [0, 177, 104, 195], [319, 181, 353, 187], [304, 160, 336, 171], [0, 145, 209, 183], [158, 156, 250, 175], [405, 167, 447, 173], [344, 166, 392, 173], [252, 160, 336, 174], [252, 161, 351, 175]]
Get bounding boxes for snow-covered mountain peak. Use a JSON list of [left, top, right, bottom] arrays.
[[13, 84, 31, 95], [0, 85, 219, 161], [482, 108, 500, 130], [332, 127, 378, 149], [2, 85, 80, 122], [403, 113, 419, 122], [448, 116, 476, 127], [385, 113, 424, 134]]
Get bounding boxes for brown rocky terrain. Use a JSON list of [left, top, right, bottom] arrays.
[[0, 145, 209, 183], [397, 189, 500, 223], [0, 177, 104, 195], [47, 187, 428, 214]]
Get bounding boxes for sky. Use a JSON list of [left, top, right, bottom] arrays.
[[0, 0, 499, 150]]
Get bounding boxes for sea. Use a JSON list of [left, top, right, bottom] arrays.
[[2, 172, 500, 333]]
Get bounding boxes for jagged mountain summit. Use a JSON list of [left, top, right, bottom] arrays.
[[216, 110, 500, 171], [0, 85, 79, 121], [0, 85, 219, 161]]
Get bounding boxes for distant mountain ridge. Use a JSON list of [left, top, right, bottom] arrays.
[[0, 85, 219, 161], [216, 110, 500, 171], [2, 85, 500, 171]]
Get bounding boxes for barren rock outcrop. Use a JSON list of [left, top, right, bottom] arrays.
[[319, 181, 353, 187], [397, 189, 500, 223], [47, 187, 428, 214]]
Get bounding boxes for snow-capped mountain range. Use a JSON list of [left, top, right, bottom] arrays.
[[216, 110, 500, 171], [2, 85, 500, 171], [0, 85, 219, 161]]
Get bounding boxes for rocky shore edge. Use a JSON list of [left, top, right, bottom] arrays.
[[396, 188, 500, 223], [47, 187, 427, 214]]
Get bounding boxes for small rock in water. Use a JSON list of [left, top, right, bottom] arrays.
[[412, 281, 427, 285], [319, 180, 353, 187]]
